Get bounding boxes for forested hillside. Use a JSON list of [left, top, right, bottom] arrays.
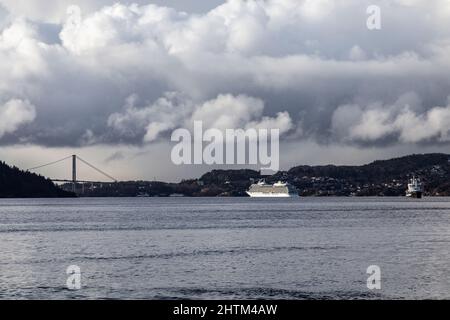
[[0, 161, 74, 198]]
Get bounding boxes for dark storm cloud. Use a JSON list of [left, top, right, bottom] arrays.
[[1, 0, 450, 148]]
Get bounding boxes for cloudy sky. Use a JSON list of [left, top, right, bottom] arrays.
[[1, 0, 450, 182]]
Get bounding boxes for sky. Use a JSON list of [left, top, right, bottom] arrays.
[[1, 0, 450, 182]]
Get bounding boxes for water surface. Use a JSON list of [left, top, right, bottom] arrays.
[[0, 197, 449, 299]]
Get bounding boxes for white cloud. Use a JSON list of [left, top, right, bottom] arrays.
[[247, 112, 292, 134], [191, 94, 264, 130], [332, 97, 450, 144], [348, 45, 367, 61], [0, 99, 36, 138], [108, 93, 293, 143], [0, 0, 225, 24], [395, 105, 450, 143], [107, 92, 193, 143], [350, 105, 396, 141], [0, 0, 450, 150]]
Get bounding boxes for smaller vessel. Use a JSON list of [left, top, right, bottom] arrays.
[[136, 192, 150, 197], [406, 176, 423, 199], [246, 180, 299, 197]]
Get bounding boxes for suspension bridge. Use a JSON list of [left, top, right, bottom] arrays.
[[27, 155, 118, 193]]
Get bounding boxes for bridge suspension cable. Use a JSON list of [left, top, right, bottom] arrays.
[[76, 156, 117, 182], [27, 155, 118, 183], [27, 156, 73, 171]]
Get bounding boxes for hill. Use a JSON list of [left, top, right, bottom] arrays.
[[0, 161, 75, 198], [73, 153, 450, 197], [280, 153, 450, 196]]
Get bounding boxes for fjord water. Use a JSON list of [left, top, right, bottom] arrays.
[[0, 197, 449, 300]]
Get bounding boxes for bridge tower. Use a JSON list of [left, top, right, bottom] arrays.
[[72, 155, 77, 192], [27, 154, 117, 194]]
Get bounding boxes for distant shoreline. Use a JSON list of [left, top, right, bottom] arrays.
[[57, 153, 450, 198], [3, 153, 450, 198], [1, 195, 449, 200]]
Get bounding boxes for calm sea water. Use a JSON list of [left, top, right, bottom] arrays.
[[0, 197, 449, 300]]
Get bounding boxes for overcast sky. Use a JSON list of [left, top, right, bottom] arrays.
[[1, 0, 450, 182]]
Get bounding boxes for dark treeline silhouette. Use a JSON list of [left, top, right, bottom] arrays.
[[0, 161, 74, 198]]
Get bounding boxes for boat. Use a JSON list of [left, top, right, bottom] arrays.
[[136, 192, 150, 197], [246, 180, 299, 197], [406, 176, 423, 198]]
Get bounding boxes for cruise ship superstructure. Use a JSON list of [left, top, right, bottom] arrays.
[[246, 180, 299, 197]]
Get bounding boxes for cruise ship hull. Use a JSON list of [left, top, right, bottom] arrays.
[[246, 192, 299, 198]]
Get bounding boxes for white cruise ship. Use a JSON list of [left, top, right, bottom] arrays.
[[246, 180, 299, 198], [406, 176, 424, 199]]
